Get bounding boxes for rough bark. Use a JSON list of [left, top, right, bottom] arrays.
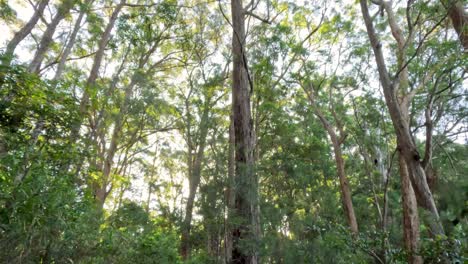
[[5, 0, 49, 58], [29, 0, 76, 73], [230, 0, 259, 263], [399, 155, 423, 264]]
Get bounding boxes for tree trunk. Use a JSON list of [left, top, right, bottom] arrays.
[[230, 0, 259, 263], [181, 105, 210, 259], [54, 2, 89, 80], [304, 90, 358, 235], [360, 0, 444, 236], [5, 0, 49, 58], [444, 0, 468, 50], [399, 155, 423, 264], [331, 136, 359, 234], [29, 0, 75, 73], [93, 73, 135, 209], [69, 0, 125, 140]]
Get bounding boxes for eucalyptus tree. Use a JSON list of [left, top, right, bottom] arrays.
[[178, 8, 228, 257], [54, 0, 94, 80], [360, 0, 465, 262], [72, 0, 127, 140], [300, 73, 359, 235], [228, 0, 265, 262], [29, 0, 78, 73], [443, 0, 467, 50], [4, 0, 49, 60], [0, 0, 467, 262], [85, 0, 180, 208]]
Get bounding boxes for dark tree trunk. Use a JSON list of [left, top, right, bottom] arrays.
[[230, 0, 259, 263]]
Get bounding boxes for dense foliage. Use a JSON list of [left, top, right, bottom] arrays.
[[0, 0, 466, 263]]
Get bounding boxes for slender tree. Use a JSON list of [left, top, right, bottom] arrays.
[[303, 84, 359, 235], [29, 0, 76, 73], [5, 0, 49, 59], [54, 0, 91, 80]]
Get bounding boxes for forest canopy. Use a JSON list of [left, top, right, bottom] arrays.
[[0, 0, 467, 263]]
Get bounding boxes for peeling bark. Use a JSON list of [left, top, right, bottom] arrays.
[[230, 0, 260, 262]]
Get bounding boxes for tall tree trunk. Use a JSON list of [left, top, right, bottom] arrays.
[[29, 0, 76, 73], [331, 136, 359, 234], [5, 0, 49, 58], [54, 1, 89, 80], [230, 0, 259, 263], [304, 89, 358, 234], [360, 0, 444, 236], [399, 155, 423, 264], [181, 105, 210, 259]]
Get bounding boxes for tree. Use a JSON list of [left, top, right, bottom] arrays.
[[4, 0, 49, 60], [29, 0, 77, 73], [359, 0, 466, 261], [230, 0, 260, 262]]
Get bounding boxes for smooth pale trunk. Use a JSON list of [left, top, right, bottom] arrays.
[[331, 136, 359, 234], [29, 0, 75, 73], [5, 0, 49, 58], [359, 0, 444, 237], [54, 4, 87, 80]]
